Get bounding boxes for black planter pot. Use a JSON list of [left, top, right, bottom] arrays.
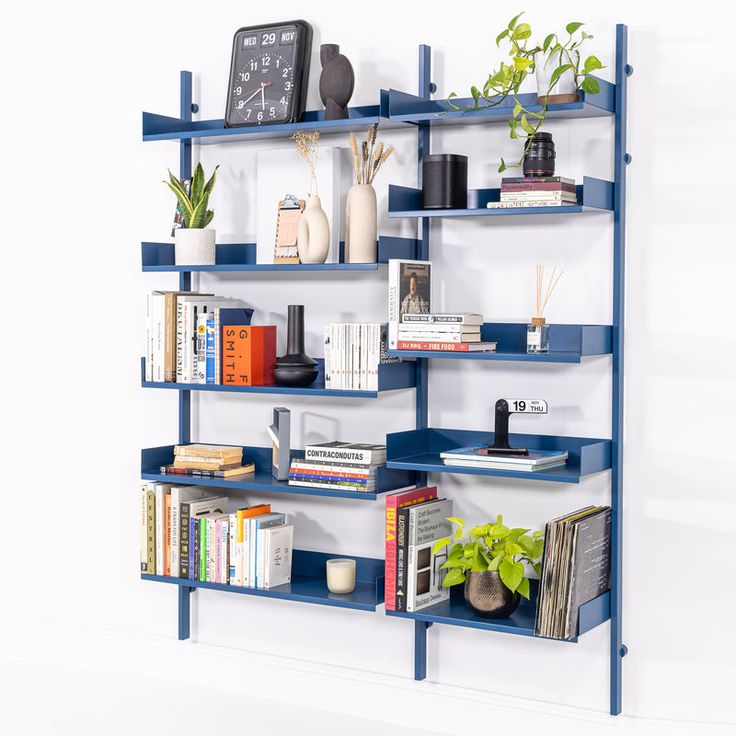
[[319, 44, 355, 120], [464, 571, 520, 619], [523, 132, 556, 178], [274, 305, 319, 387]]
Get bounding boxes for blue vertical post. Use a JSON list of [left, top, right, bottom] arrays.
[[413, 45, 434, 681], [610, 24, 629, 716], [178, 71, 194, 640]]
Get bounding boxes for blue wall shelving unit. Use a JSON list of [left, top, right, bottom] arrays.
[[141, 24, 628, 715]]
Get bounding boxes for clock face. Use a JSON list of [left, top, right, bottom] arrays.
[[230, 51, 294, 125], [225, 22, 312, 128]]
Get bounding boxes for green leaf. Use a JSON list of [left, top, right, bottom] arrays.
[[488, 554, 502, 571], [517, 576, 530, 599], [580, 77, 600, 95], [447, 517, 464, 528], [542, 33, 555, 52], [471, 548, 488, 572], [566, 22, 584, 35], [511, 22, 531, 41], [448, 543, 464, 560], [533, 530, 544, 539], [532, 539, 545, 560], [440, 558, 466, 569], [432, 537, 452, 555], [499, 559, 524, 592], [442, 568, 466, 587], [496, 514, 503, 525], [518, 535, 534, 554], [202, 164, 219, 200], [507, 12, 524, 30], [505, 542, 523, 556], [498, 158, 507, 174], [203, 210, 214, 228], [490, 524, 510, 539], [453, 527, 464, 540], [532, 562, 542, 576], [549, 63, 574, 88], [471, 85, 481, 106], [520, 114, 536, 135], [507, 118, 518, 139], [190, 162, 205, 206], [513, 55, 533, 72], [496, 28, 509, 47], [582, 54, 604, 73], [512, 99, 523, 117]]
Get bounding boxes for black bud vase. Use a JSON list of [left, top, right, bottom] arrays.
[[523, 132, 556, 178], [274, 305, 319, 387], [319, 44, 354, 120]]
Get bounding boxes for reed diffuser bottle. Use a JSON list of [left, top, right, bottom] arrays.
[[527, 264, 563, 354]]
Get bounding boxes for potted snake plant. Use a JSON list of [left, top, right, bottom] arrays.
[[433, 515, 544, 618], [165, 162, 219, 265]]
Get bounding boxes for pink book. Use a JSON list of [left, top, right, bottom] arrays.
[[384, 486, 438, 610]]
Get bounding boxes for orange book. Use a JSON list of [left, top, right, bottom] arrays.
[[234, 504, 272, 586], [164, 493, 172, 576], [222, 326, 277, 386]]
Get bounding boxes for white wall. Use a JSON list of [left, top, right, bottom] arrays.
[[2, 0, 735, 732]]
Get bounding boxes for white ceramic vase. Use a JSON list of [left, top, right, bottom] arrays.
[[174, 228, 216, 265], [535, 49, 579, 102], [297, 194, 330, 264], [345, 184, 377, 263]]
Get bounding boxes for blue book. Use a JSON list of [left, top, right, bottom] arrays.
[[205, 318, 216, 384]]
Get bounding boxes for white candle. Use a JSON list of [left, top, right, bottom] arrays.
[[326, 558, 356, 594]]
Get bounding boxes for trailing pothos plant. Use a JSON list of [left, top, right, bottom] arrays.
[[432, 515, 544, 599], [447, 13, 605, 172], [165, 162, 219, 228]]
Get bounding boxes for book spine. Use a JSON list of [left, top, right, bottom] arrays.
[[191, 516, 199, 581], [500, 192, 577, 201], [287, 479, 371, 492], [152, 294, 165, 382], [199, 518, 207, 582], [176, 299, 185, 382], [304, 448, 375, 464], [487, 200, 576, 209], [401, 314, 477, 324], [207, 518, 216, 583], [165, 493, 172, 576], [146, 486, 156, 574], [145, 293, 152, 382], [228, 513, 237, 584], [179, 502, 190, 578], [289, 462, 372, 475], [160, 465, 250, 478], [205, 318, 216, 384], [170, 492, 180, 576], [140, 484, 148, 572], [501, 183, 577, 192], [388, 263, 400, 349], [323, 324, 332, 388], [247, 519, 257, 588], [288, 471, 369, 484], [214, 309, 222, 385], [501, 176, 574, 184], [384, 495, 400, 611], [395, 506, 410, 612], [397, 340, 472, 352], [164, 293, 177, 383], [397, 331, 478, 342], [155, 485, 165, 576], [255, 527, 265, 589], [406, 543, 417, 612], [195, 312, 208, 384], [222, 518, 229, 584]]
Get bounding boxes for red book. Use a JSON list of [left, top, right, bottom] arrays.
[[501, 182, 577, 193], [384, 486, 437, 611], [222, 325, 277, 385], [397, 340, 496, 352]]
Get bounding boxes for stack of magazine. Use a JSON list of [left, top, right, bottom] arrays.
[[439, 446, 568, 472], [535, 506, 611, 640]]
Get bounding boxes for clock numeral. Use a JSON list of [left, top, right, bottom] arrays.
[[282, 67, 290, 78], [276, 58, 281, 68], [279, 96, 287, 105], [245, 109, 252, 119], [262, 32, 276, 45], [234, 86, 242, 95], [239, 72, 250, 82], [269, 106, 276, 117], [236, 100, 245, 110], [262, 55, 271, 66], [284, 81, 293, 91], [250, 59, 258, 71], [257, 111, 264, 121]]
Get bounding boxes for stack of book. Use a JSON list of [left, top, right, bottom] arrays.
[[384, 486, 453, 613], [145, 291, 258, 385], [440, 446, 568, 472], [160, 444, 255, 479], [397, 313, 497, 353], [289, 441, 387, 493], [140, 486, 293, 590], [323, 323, 399, 390], [487, 176, 578, 209], [535, 506, 611, 640]]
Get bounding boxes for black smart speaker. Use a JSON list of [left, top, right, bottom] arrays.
[[422, 154, 468, 209]]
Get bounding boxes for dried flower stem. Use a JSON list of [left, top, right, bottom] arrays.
[[353, 124, 392, 185], [293, 129, 321, 196]]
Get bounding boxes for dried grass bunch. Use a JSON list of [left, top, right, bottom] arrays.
[[293, 129, 321, 195], [349, 123, 393, 185]]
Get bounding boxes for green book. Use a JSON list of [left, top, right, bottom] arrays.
[[200, 517, 207, 582]]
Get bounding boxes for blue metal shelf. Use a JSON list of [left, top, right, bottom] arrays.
[[386, 582, 610, 640], [386, 428, 611, 484], [141, 358, 416, 398], [143, 550, 385, 612], [142, 237, 419, 272], [142, 445, 417, 501], [390, 323, 611, 363], [385, 76, 614, 125], [143, 91, 407, 144], [388, 176, 613, 218]]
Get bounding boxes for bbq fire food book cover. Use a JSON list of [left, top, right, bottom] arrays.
[[388, 260, 432, 349]]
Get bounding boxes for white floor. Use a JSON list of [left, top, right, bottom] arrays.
[[1, 660, 443, 736]]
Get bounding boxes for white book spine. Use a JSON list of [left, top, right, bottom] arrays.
[[145, 294, 152, 381], [152, 293, 166, 382], [228, 513, 237, 584], [247, 518, 257, 587], [140, 483, 148, 571], [195, 311, 209, 385], [241, 520, 250, 587], [323, 324, 331, 388], [181, 302, 192, 384], [397, 331, 479, 342], [170, 489, 180, 578], [214, 309, 221, 385], [221, 518, 229, 584], [236, 520, 245, 586], [256, 527, 265, 589]]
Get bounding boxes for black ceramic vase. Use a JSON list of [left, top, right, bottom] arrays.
[[319, 44, 354, 120], [523, 132, 556, 177], [274, 305, 319, 387], [464, 571, 520, 619]]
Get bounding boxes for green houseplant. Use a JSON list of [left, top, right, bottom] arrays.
[[433, 515, 544, 618], [165, 162, 219, 266], [447, 13, 605, 172]]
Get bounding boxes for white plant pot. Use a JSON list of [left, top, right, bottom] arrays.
[[535, 49, 579, 103], [174, 228, 216, 265], [297, 194, 330, 264], [345, 184, 377, 263]]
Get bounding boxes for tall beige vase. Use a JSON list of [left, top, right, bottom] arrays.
[[297, 194, 330, 264], [345, 184, 377, 263]]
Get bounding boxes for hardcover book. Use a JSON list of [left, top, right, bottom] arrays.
[[222, 325, 277, 386], [261, 524, 294, 589], [388, 260, 432, 349]]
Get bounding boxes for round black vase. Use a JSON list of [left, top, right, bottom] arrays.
[[464, 571, 520, 619], [523, 132, 556, 178], [274, 305, 318, 387], [319, 44, 354, 120]]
